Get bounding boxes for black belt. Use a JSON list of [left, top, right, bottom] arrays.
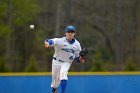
[[53, 57, 64, 62]]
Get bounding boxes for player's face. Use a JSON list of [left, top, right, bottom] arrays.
[[65, 31, 76, 41]]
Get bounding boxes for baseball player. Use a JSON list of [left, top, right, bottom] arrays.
[[44, 25, 87, 93]]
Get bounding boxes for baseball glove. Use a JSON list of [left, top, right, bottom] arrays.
[[79, 48, 88, 62]]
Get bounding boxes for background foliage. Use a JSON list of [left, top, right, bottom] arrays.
[[0, 0, 139, 72]]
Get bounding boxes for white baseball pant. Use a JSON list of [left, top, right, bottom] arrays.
[[51, 59, 72, 88]]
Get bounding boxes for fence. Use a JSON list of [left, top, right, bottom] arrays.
[[0, 72, 140, 93]]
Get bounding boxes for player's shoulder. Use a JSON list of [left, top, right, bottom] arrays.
[[53, 37, 63, 41], [74, 38, 79, 43], [74, 39, 81, 50], [74, 38, 80, 45], [51, 37, 63, 44]]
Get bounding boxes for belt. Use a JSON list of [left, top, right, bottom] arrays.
[[53, 57, 65, 62]]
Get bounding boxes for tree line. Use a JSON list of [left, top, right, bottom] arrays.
[[0, 0, 140, 72]]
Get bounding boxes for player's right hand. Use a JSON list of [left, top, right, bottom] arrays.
[[44, 42, 49, 48]]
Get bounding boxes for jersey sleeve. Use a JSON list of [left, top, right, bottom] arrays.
[[75, 43, 82, 58], [44, 38, 60, 47], [74, 43, 82, 63]]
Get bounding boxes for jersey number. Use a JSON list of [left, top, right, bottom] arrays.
[[69, 56, 74, 60]]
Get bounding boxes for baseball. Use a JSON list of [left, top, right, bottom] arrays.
[[30, 25, 34, 29]]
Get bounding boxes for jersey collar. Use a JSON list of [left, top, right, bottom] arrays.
[[64, 37, 75, 44]]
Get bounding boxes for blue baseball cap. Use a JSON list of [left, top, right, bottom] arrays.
[[65, 25, 76, 32]]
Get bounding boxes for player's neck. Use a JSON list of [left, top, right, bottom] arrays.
[[67, 38, 72, 41], [65, 36, 70, 40], [65, 37, 75, 44]]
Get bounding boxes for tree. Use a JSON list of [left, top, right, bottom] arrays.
[[24, 56, 38, 72], [0, 57, 9, 72], [0, 0, 40, 71], [91, 51, 105, 71], [124, 57, 138, 71]]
